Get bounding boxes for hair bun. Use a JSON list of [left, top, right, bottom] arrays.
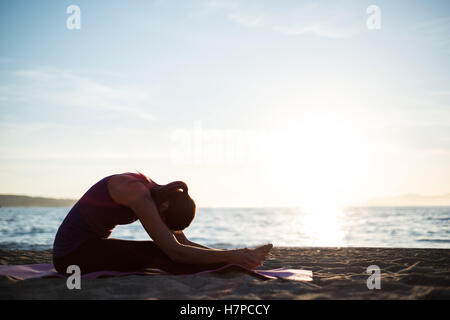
[[180, 182, 188, 193], [170, 181, 188, 194]]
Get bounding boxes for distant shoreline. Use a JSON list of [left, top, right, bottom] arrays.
[[0, 195, 77, 207], [361, 193, 450, 207]]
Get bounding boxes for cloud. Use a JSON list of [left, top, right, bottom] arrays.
[[194, 0, 359, 39], [0, 119, 160, 161], [426, 90, 450, 97], [0, 67, 169, 164], [411, 16, 450, 32], [410, 17, 450, 53], [227, 11, 264, 28], [191, 0, 264, 28], [1, 67, 156, 121], [272, 23, 358, 39]]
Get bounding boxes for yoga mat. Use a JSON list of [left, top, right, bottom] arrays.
[[0, 263, 313, 282]]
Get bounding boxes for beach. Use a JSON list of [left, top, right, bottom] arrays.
[[0, 247, 449, 299]]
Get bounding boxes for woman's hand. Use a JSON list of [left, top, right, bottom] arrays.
[[228, 244, 273, 269]]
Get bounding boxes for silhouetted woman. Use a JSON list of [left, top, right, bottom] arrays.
[[53, 171, 272, 275]]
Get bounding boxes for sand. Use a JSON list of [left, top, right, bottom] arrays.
[[0, 247, 449, 299]]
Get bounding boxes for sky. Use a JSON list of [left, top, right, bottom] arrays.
[[0, 0, 449, 208]]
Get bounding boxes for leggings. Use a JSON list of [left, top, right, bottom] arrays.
[[53, 237, 228, 275]]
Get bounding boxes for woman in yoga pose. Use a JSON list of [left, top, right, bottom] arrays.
[[53, 171, 272, 275]]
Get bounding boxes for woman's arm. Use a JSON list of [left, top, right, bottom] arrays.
[[131, 193, 269, 266], [107, 174, 271, 268], [173, 231, 214, 250]]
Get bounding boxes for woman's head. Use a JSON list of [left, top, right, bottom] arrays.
[[150, 181, 196, 231]]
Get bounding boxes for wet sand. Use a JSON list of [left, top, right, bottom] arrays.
[[0, 247, 449, 299]]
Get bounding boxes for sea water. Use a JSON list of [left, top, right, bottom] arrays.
[[0, 207, 449, 250]]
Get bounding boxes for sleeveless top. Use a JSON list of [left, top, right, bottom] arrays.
[[52, 172, 156, 258]]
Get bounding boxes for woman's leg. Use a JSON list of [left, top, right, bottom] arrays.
[[54, 237, 228, 275]]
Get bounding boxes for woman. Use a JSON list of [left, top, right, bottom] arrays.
[[53, 171, 272, 275]]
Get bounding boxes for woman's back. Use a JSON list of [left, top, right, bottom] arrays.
[[52, 172, 154, 259]]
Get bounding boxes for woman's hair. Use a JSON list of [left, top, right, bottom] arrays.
[[150, 181, 196, 231]]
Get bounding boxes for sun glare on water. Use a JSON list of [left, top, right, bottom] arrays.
[[299, 201, 347, 247], [295, 116, 362, 246], [265, 113, 367, 246]]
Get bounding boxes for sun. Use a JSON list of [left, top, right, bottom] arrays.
[[268, 111, 368, 205]]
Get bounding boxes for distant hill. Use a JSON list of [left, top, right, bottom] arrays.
[[364, 193, 450, 207], [0, 194, 78, 207]]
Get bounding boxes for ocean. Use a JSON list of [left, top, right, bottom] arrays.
[[0, 207, 449, 250]]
